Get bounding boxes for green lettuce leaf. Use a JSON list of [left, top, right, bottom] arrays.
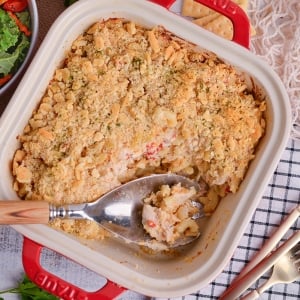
[[0, 8, 20, 53], [0, 34, 29, 76]]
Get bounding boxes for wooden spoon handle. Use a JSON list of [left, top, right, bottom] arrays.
[[0, 201, 49, 224]]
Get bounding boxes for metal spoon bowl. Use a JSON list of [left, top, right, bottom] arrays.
[[50, 174, 204, 249], [0, 174, 204, 249]]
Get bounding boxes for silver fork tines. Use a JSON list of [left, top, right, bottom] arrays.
[[290, 243, 300, 266], [241, 241, 300, 299], [220, 231, 300, 300]]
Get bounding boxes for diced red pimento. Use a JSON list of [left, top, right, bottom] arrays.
[[225, 184, 231, 194], [125, 153, 133, 160], [144, 142, 163, 160], [147, 220, 156, 228]]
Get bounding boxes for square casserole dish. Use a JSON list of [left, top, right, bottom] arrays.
[[0, 0, 291, 298]]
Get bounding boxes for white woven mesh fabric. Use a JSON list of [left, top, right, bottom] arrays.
[[248, 0, 300, 139]]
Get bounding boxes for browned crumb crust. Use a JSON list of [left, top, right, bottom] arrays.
[[12, 18, 266, 239]]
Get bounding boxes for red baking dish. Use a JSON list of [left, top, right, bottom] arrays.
[[0, 0, 291, 298]]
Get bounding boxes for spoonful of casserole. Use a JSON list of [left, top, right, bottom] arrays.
[[0, 174, 204, 250]]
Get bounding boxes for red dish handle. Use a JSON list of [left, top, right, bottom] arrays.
[[22, 237, 126, 300], [150, 0, 250, 48]]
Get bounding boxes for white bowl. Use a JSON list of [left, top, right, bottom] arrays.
[[0, 0, 291, 297]]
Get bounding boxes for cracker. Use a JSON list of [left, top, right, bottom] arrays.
[[182, 0, 216, 18], [202, 16, 233, 40], [182, 0, 248, 19], [181, 0, 195, 17], [250, 26, 256, 36], [183, 0, 254, 40], [193, 12, 220, 27], [182, 0, 256, 40], [237, 0, 248, 11]]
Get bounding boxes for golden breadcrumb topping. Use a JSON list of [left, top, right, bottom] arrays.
[[12, 18, 266, 240]]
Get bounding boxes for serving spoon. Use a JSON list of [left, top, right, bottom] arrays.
[[0, 174, 204, 249]]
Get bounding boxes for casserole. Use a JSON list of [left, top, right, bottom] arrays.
[[0, 0, 291, 298]]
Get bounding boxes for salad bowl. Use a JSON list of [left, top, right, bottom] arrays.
[[0, 0, 38, 95]]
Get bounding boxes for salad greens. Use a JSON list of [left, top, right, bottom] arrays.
[[0, 8, 19, 52], [0, 29, 29, 76], [0, 275, 58, 300], [0, 3, 31, 87]]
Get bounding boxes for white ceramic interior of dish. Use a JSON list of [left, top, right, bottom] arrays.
[[0, 0, 291, 297], [0, 0, 39, 95]]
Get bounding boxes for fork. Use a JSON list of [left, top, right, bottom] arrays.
[[220, 231, 300, 300], [241, 242, 300, 299]]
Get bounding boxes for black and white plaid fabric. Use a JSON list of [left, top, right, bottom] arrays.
[[198, 138, 300, 299]]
